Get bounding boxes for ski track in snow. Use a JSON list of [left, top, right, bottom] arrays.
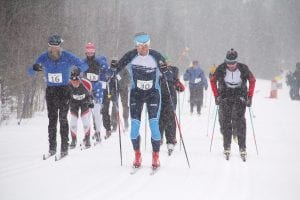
[[0, 79, 300, 200]]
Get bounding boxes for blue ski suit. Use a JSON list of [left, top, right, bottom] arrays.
[[116, 49, 166, 152], [28, 50, 88, 153]]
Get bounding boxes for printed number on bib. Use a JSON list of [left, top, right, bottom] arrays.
[[86, 73, 99, 81], [194, 77, 202, 84], [72, 94, 86, 101], [137, 80, 153, 90], [48, 73, 63, 83]]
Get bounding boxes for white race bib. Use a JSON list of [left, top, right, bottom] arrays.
[[194, 77, 202, 84], [48, 73, 63, 83], [137, 80, 153, 90], [72, 94, 86, 100], [86, 73, 99, 82], [116, 74, 122, 81]]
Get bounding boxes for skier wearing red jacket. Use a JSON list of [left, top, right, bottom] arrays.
[[210, 48, 256, 160]]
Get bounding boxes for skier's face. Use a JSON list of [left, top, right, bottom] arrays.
[[48, 45, 61, 60], [86, 52, 95, 58], [70, 79, 80, 88], [136, 43, 149, 56], [226, 62, 237, 71]]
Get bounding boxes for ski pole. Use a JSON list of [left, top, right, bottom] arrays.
[[206, 92, 213, 137], [162, 72, 190, 168], [144, 105, 147, 151], [204, 89, 207, 108], [209, 105, 219, 152], [177, 91, 182, 151], [181, 81, 187, 113], [250, 107, 256, 118], [248, 107, 259, 155], [114, 78, 123, 166]]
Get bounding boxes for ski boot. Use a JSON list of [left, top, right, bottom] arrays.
[[172, 138, 178, 145], [49, 150, 56, 156], [60, 151, 68, 158], [160, 138, 164, 146], [54, 151, 68, 161], [94, 132, 101, 143], [69, 136, 77, 149], [152, 151, 160, 169], [43, 149, 56, 160], [104, 130, 112, 139], [223, 148, 231, 160], [133, 150, 142, 168], [83, 135, 91, 149], [112, 125, 117, 132], [240, 148, 247, 162], [167, 143, 174, 156]]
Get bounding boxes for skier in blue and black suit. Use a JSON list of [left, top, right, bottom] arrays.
[[28, 35, 88, 158], [114, 32, 167, 169]]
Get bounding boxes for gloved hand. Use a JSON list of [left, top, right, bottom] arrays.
[[175, 80, 185, 92], [106, 68, 116, 80], [159, 60, 168, 73], [246, 96, 252, 107], [33, 63, 43, 71], [88, 102, 94, 108], [215, 96, 221, 105]]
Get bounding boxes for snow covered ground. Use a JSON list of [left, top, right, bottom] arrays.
[[0, 79, 300, 200]]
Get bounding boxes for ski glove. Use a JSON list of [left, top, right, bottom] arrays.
[[175, 80, 185, 92], [33, 63, 43, 71], [88, 102, 94, 108], [106, 68, 116, 80], [246, 96, 252, 107], [215, 96, 221, 105]]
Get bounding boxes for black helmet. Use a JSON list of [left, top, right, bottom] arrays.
[[296, 62, 300, 69], [225, 48, 238, 64], [70, 67, 80, 80], [48, 34, 63, 46]]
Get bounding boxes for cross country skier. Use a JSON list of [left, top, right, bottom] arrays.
[[183, 60, 208, 115], [83, 42, 109, 142], [159, 57, 185, 155], [112, 32, 167, 169], [28, 35, 88, 158], [210, 48, 256, 161], [68, 68, 94, 149]]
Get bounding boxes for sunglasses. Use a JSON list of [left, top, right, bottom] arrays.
[[226, 62, 237, 66], [135, 40, 150, 47], [48, 44, 61, 48]]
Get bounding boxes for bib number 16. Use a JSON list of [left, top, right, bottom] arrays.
[[48, 73, 63, 83]]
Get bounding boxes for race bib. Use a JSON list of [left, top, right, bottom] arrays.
[[86, 73, 99, 82], [194, 77, 202, 84], [116, 74, 122, 81], [48, 73, 63, 83], [72, 94, 86, 100], [137, 80, 153, 90]]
